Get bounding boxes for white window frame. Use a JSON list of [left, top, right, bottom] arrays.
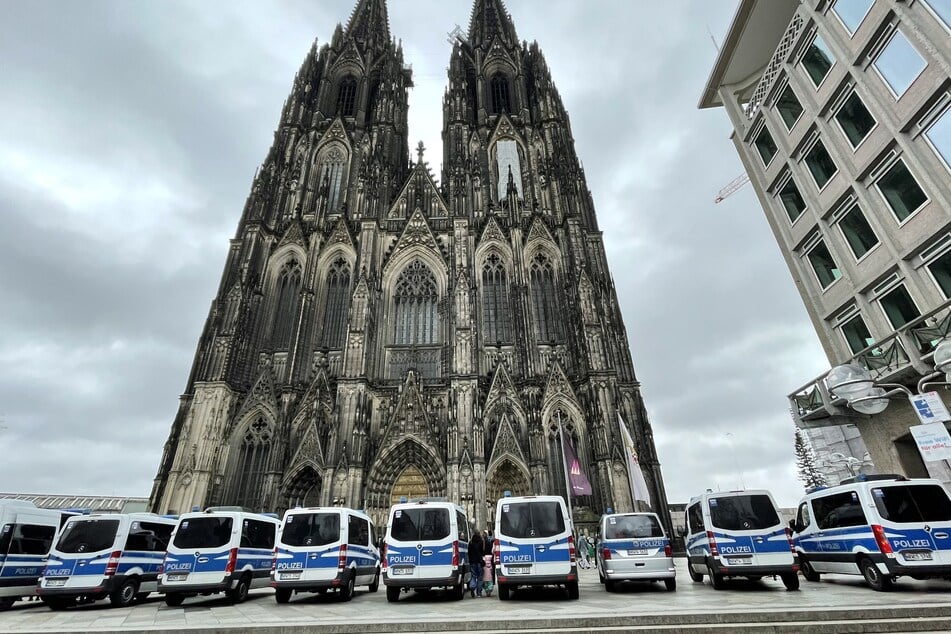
[[922, 0, 951, 32], [774, 171, 808, 225], [831, 197, 880, 263], [870, 153, 929, 226], [803, 234, 843, 291], [830, 0, 874, 36], [870, 25, 928, 100], [801, 31, 837, 90], [832, 89, 878, 151], [833, 305, 874, 355], [920, 234, 951, 299], [875, 282, 922, 331], [775, 82, 805, 133], [802, 135, 839, 192], [753, 121, 778, 168], [917, 93, 951, 173]]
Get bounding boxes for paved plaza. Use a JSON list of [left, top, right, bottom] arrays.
[[3, 562, 951, 632]]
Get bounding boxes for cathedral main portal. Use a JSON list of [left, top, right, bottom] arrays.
[[390, 465, 429, 504]]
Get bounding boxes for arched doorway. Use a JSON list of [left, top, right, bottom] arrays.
[[284, 465, 322, 509], [486, 458, 531, 508], [390, 465, 430, 504]]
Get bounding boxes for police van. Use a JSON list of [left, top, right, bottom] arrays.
[[683, 490, 799, 591], [596, 512, 676, 592], [272, 507, 380, 603], [493, 494, 578, 600], [382, 499, 470, 602], [0, 500, 72, 611], [159, 508, 279, 606], [791, 475, 951, 591], [37, 512, 176, 610]]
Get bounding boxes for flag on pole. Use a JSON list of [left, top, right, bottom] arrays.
[[562, 435, 592, 496], [619, 415, 653, 508]]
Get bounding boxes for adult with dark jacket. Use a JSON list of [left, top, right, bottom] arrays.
[[468, 532, 485, 597]]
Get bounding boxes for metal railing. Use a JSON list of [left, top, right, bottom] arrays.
[[744, 14, 804, 120]]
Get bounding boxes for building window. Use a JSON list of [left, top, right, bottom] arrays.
[[834, 92, 876, 148], [875, 159, 927, 222], [841, 313, 874, 354], [837, 205, 879, 260], [779, 177, 807, 222], [806, 240, 842, 289], [272, 259, 303, 350], [924, 0, 951, 29], [805, 139, 838, 189], [776, 85, 804, 131], [495, 139, 523, 201], [879, 284, 921, 329], [925, 107, 951, 169], [393, 260, 439, 345], [530, 253, 561, 342], [928, 249, 951, 298], [317, 147, 347, 212], [873, 29, 927, 98], [802, 34, 835, 87], [754, 126, 778, 166], [481, 254, 512, 344], [832, 0, 874, 34], [321, 258, 351, 348], [230, 417, 272, 511], [490, 73, 512, 114], [337, 76, 357, 117]]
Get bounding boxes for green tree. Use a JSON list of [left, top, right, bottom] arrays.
[[795, 427, 827, 490]]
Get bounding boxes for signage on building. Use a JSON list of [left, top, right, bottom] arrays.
[[909, 422, 951, 462], [909, 392, 951, 425]]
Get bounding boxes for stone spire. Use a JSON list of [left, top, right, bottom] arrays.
[[345, 0, 391, 55], [468, 0, 518, 50]]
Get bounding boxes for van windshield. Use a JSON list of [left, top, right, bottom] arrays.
[[872, 485, 951, 523], [390, 507, 450, 542], [56, 519, 120, 553], [281, 513, 340, 547], [173, 517, 233, 549], [499, 501, 565, 539], [709, 495, 780, 531], [605, 515, 663, 540]]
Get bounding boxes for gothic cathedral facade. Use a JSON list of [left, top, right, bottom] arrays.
[[150, 0, 670, 529]]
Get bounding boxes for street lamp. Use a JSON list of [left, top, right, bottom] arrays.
[[825, 338, 951, 414]]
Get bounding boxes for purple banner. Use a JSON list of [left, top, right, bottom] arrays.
[[563, 436, 592, 496]]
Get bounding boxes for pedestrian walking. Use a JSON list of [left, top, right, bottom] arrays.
[[577, 533, 591, 569], [468, 531, 485, 598], [482, 553, 495, 597]]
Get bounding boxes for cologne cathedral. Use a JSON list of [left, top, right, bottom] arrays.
[[150, 0, 669, 529]]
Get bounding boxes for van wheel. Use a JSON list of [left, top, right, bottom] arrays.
[[163, 594, 185, 607], [566, 581, 579, 600], [339, 572, 355, 602], [800, 558, 821, 582], [498, 583, 510, 601], [453, 577, 465, 601], [368, 569, 380, 593], [781, 572, 800, 591], [860, 558, 893, 592], [665, 578, 676, 592], [598, 567, 605, 584], [275, 588, 292, 604], [707, 563, 726, 590], [227, 575, 250, 603], [687, 564, 703, 583], [386, 585, 400, 603], [604, 579, 615, 592], [110, 578, 139, 608]]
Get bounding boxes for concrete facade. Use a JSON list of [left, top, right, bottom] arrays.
[[701, 0, 951, 483]]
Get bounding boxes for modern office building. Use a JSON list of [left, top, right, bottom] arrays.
[[701, 0, 951, 482], [150, 0, 669, 529]]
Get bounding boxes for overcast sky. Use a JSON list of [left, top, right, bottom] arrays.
[[0, 0, 831, 507]]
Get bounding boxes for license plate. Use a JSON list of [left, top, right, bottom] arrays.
[[904, 551, 933, 561], [45, 578, 67, 588], [727, 558, 751, 565], [166, 573, 189, 582], [391, 567, 413, 576], [628, 549, 648, 556], [280, 571, 302, 580], [506, 565, 530, 574]]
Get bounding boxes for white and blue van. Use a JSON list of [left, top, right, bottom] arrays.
[[493, 494, 578, 600], [0, 500, 71, 611], [272, 507, 380, 603], [791, 475, 951, 591], [159, 508, 279, 606], [37, 512, 176, 610], [382, 499, 470, 602], [596, 512, 676, 592], [683, 490, 799, 591]]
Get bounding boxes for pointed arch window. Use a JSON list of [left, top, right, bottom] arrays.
[[272, 258, 303, 350], [530, 252, 561, 342], [481, 254, 512, 344], [495, 139, 523, 201], [229, 417, 273, 510], [317, 147, 347, 212], [337, 76, 358, 117], [547, 409, 584, 504], [393, 260, 439, 345], [490, 73, 512, 114], [321, 258, 351, 348]]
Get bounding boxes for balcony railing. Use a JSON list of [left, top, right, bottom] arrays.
[[789, 298, 951, 424], [744, 14, 804, 120]]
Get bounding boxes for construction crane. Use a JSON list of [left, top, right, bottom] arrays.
[[714, 173, 751, 203]]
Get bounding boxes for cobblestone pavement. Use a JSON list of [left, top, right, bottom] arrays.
[[2, 561, 951, 632]]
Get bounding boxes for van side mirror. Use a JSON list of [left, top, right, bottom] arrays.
[[788, 519, 799, 533]]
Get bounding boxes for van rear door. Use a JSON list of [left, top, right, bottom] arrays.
[[44, 518, 120, 589], [277, 512, 341, 583], [166, 516, 234, 585], [871, 483, 951, 567], [498, 500, 570, 578], [709, 495, 789, 568], [387, 506, 453, 581]]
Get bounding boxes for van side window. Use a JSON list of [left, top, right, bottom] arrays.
[[5, 524, 56, 555], [243, 519, 276, 549], [796, 503, 811, 530], [126, 521, 173, 552], [348, 515, 369, 546], [686, 504, 703, 534], [813, 492, 867, 529], [456, 511, 469, 541]]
